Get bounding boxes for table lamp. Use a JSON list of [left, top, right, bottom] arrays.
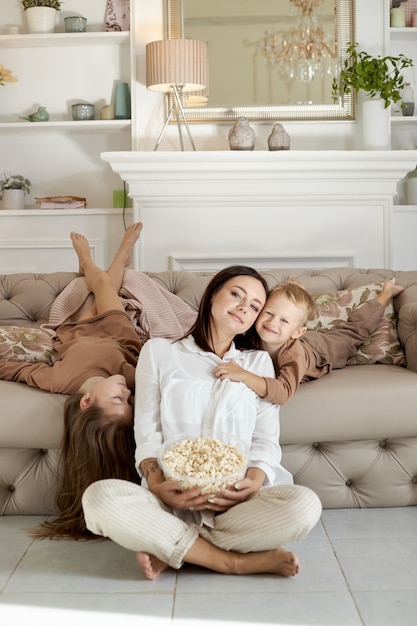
[[146, 38, 208, 150]]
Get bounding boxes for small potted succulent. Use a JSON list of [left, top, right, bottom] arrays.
[[0, 174, 31, 210], [21, 0, 62, 9], [21, 0, 62, 34]]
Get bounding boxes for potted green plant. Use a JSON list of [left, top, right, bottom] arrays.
[[21, 0, 62, 34], [333, 42, 413, 149], [333, 42, 413, 109], [0, 174, 31, 210]]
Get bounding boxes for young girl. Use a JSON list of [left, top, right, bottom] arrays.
[[82, 266, 322, 579], [214, 279, 406, 405], [0, 223, 144, 538]]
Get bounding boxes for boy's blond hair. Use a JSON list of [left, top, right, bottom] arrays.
[[268, 281, 317, 326]]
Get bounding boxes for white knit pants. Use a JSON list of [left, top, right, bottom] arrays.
[[82, 479, 322, 570]]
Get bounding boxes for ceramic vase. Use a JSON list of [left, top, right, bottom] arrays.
[[406, 169, 417, 205], [2, 189, 25, 210], [390, 6, 406, 27], [361, 97, 390, 150], [114, 82, 131, 119], [228, 117, 256, 150], [401, 83, 415, 117], [268, 123, 290, 150], [105, 0, 130, 31], [25, 7, 57, 34]]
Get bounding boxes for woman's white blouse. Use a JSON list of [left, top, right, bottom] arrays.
[[134, 335, 293, 491]]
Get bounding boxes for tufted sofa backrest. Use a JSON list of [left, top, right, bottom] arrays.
[[0, 272, 79, 327], [1, 267, 417, 371]]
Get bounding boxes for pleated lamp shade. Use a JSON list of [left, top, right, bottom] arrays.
[[146, 39, 208, 94]]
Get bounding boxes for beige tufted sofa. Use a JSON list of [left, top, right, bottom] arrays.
[[1, 267, 417, 516]]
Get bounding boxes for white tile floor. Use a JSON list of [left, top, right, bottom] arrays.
[[1, 507, 417, 626]]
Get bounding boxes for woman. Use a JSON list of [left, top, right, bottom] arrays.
[[0, 223, 144, 538], [82, 266, 322, 578]]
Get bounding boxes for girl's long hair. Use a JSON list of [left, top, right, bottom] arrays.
[[30, 395, 139, 541], [185, 265, 269, 352]]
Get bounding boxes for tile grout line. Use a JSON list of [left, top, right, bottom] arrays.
[[321, 516, 366, 626]]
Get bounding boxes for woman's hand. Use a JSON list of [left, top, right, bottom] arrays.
[[142, 459, 266, 514], [152, 479, 210, 511], [203, 467, 266, 513]]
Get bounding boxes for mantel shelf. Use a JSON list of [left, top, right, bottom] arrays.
[[101, 150, 417, 185], [100, 150, 417, 272], [0, 31, 130, 48]]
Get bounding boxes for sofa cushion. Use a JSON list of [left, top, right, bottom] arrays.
[[0, 326, 57, 363], [307, 283, 406, 366], [280, 364, 417, 444], [0, 381, 64, 448]]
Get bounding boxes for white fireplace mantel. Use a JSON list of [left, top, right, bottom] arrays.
[[101, 150, 417, 272]]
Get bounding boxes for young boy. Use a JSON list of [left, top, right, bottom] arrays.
[[214, 279, 405, 405]]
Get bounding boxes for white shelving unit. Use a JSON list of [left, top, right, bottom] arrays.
[[388, 17, 417, 146], [0, 0, 134, 209], [0, 30, 132, 127]]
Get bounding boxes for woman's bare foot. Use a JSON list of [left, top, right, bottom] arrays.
[[376, 280, 406, 307], [136, 551, 170, 580], [233, 547, 300, 577], [70, 231, 92, 275], [185, 537, 300, 578]]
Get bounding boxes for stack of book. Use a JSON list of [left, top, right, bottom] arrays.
[[35, 196, 87, 209]]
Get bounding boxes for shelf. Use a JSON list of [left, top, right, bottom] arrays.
[[0, 31, 130, 48], [389, 27, 417, 39], [0, 120, 131, 130], [392, 116, 417, 124], [0, 208, 133, 216]]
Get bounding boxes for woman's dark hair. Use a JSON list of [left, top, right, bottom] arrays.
[[185, 265, 268, 352], [30, 395, 139, 541]]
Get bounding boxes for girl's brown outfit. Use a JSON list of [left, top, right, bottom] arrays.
[[0, 310, 143, 394]]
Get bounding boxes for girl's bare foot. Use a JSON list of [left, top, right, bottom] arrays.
[[376, 280, 406, 307], [116, 222, 143, 268], [70, 231, 92, 275], [136, 551, 170, 580]]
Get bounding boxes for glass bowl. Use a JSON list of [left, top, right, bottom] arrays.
[[159, 429, 250, 494], [72, 103, 94, 121], [65, 16, 87, 33]]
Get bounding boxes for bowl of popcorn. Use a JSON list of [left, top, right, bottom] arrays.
[[159, 430, 250, 494]]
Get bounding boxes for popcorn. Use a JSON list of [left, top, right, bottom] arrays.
[[160, 435, 248, 493]]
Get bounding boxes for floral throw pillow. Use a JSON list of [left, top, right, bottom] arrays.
[[0, 326, 57, 364], [307, 283, 406, 366]]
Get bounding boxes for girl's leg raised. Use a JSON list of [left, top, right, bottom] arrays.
[[70, 222, 142, 319]]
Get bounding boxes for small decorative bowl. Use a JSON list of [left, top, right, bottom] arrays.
[[159, 429, 250, 494], [72, 103, 94, 121], [65, 16, 87, 33]]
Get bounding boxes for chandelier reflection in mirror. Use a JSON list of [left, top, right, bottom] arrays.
[[258, 0, 336, 83]]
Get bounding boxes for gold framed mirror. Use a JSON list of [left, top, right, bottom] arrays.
[[165, 0, 356, 122]]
